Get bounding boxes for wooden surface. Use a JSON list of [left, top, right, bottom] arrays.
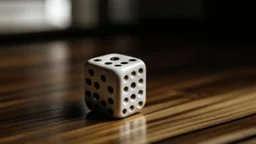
[[0, 36, 256, 144]]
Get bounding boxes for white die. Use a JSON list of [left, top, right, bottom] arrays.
[[84, 53, 146, 118]]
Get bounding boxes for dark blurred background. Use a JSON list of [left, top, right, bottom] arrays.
[[0, 0, 255, 68], [0, 0, 138, 40], [1, 0, 255, 40]]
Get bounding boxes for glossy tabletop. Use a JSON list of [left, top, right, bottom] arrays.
[[0, 36, 256, 144]]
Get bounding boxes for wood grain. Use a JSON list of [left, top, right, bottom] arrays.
[[0, 36, 256, 144]]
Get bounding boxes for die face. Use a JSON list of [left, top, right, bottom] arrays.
[[119, 61, 146, 118], [87, 53, 142, 73], [85, 53, 146, 118], [84, 63, 120, 117]]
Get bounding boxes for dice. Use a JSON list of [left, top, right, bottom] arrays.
[[84, 53, 146, 118]]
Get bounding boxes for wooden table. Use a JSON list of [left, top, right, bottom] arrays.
[[0, 36, 256, 144]]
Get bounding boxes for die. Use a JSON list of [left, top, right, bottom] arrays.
[[84, 53, 146, 118]]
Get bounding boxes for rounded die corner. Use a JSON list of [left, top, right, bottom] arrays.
[[110, 69, 124, 78], [108, 53, 122, 56], [138, 60, 147, 68], [84, 60, 94, 67], [113, 113, 126, 119]]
